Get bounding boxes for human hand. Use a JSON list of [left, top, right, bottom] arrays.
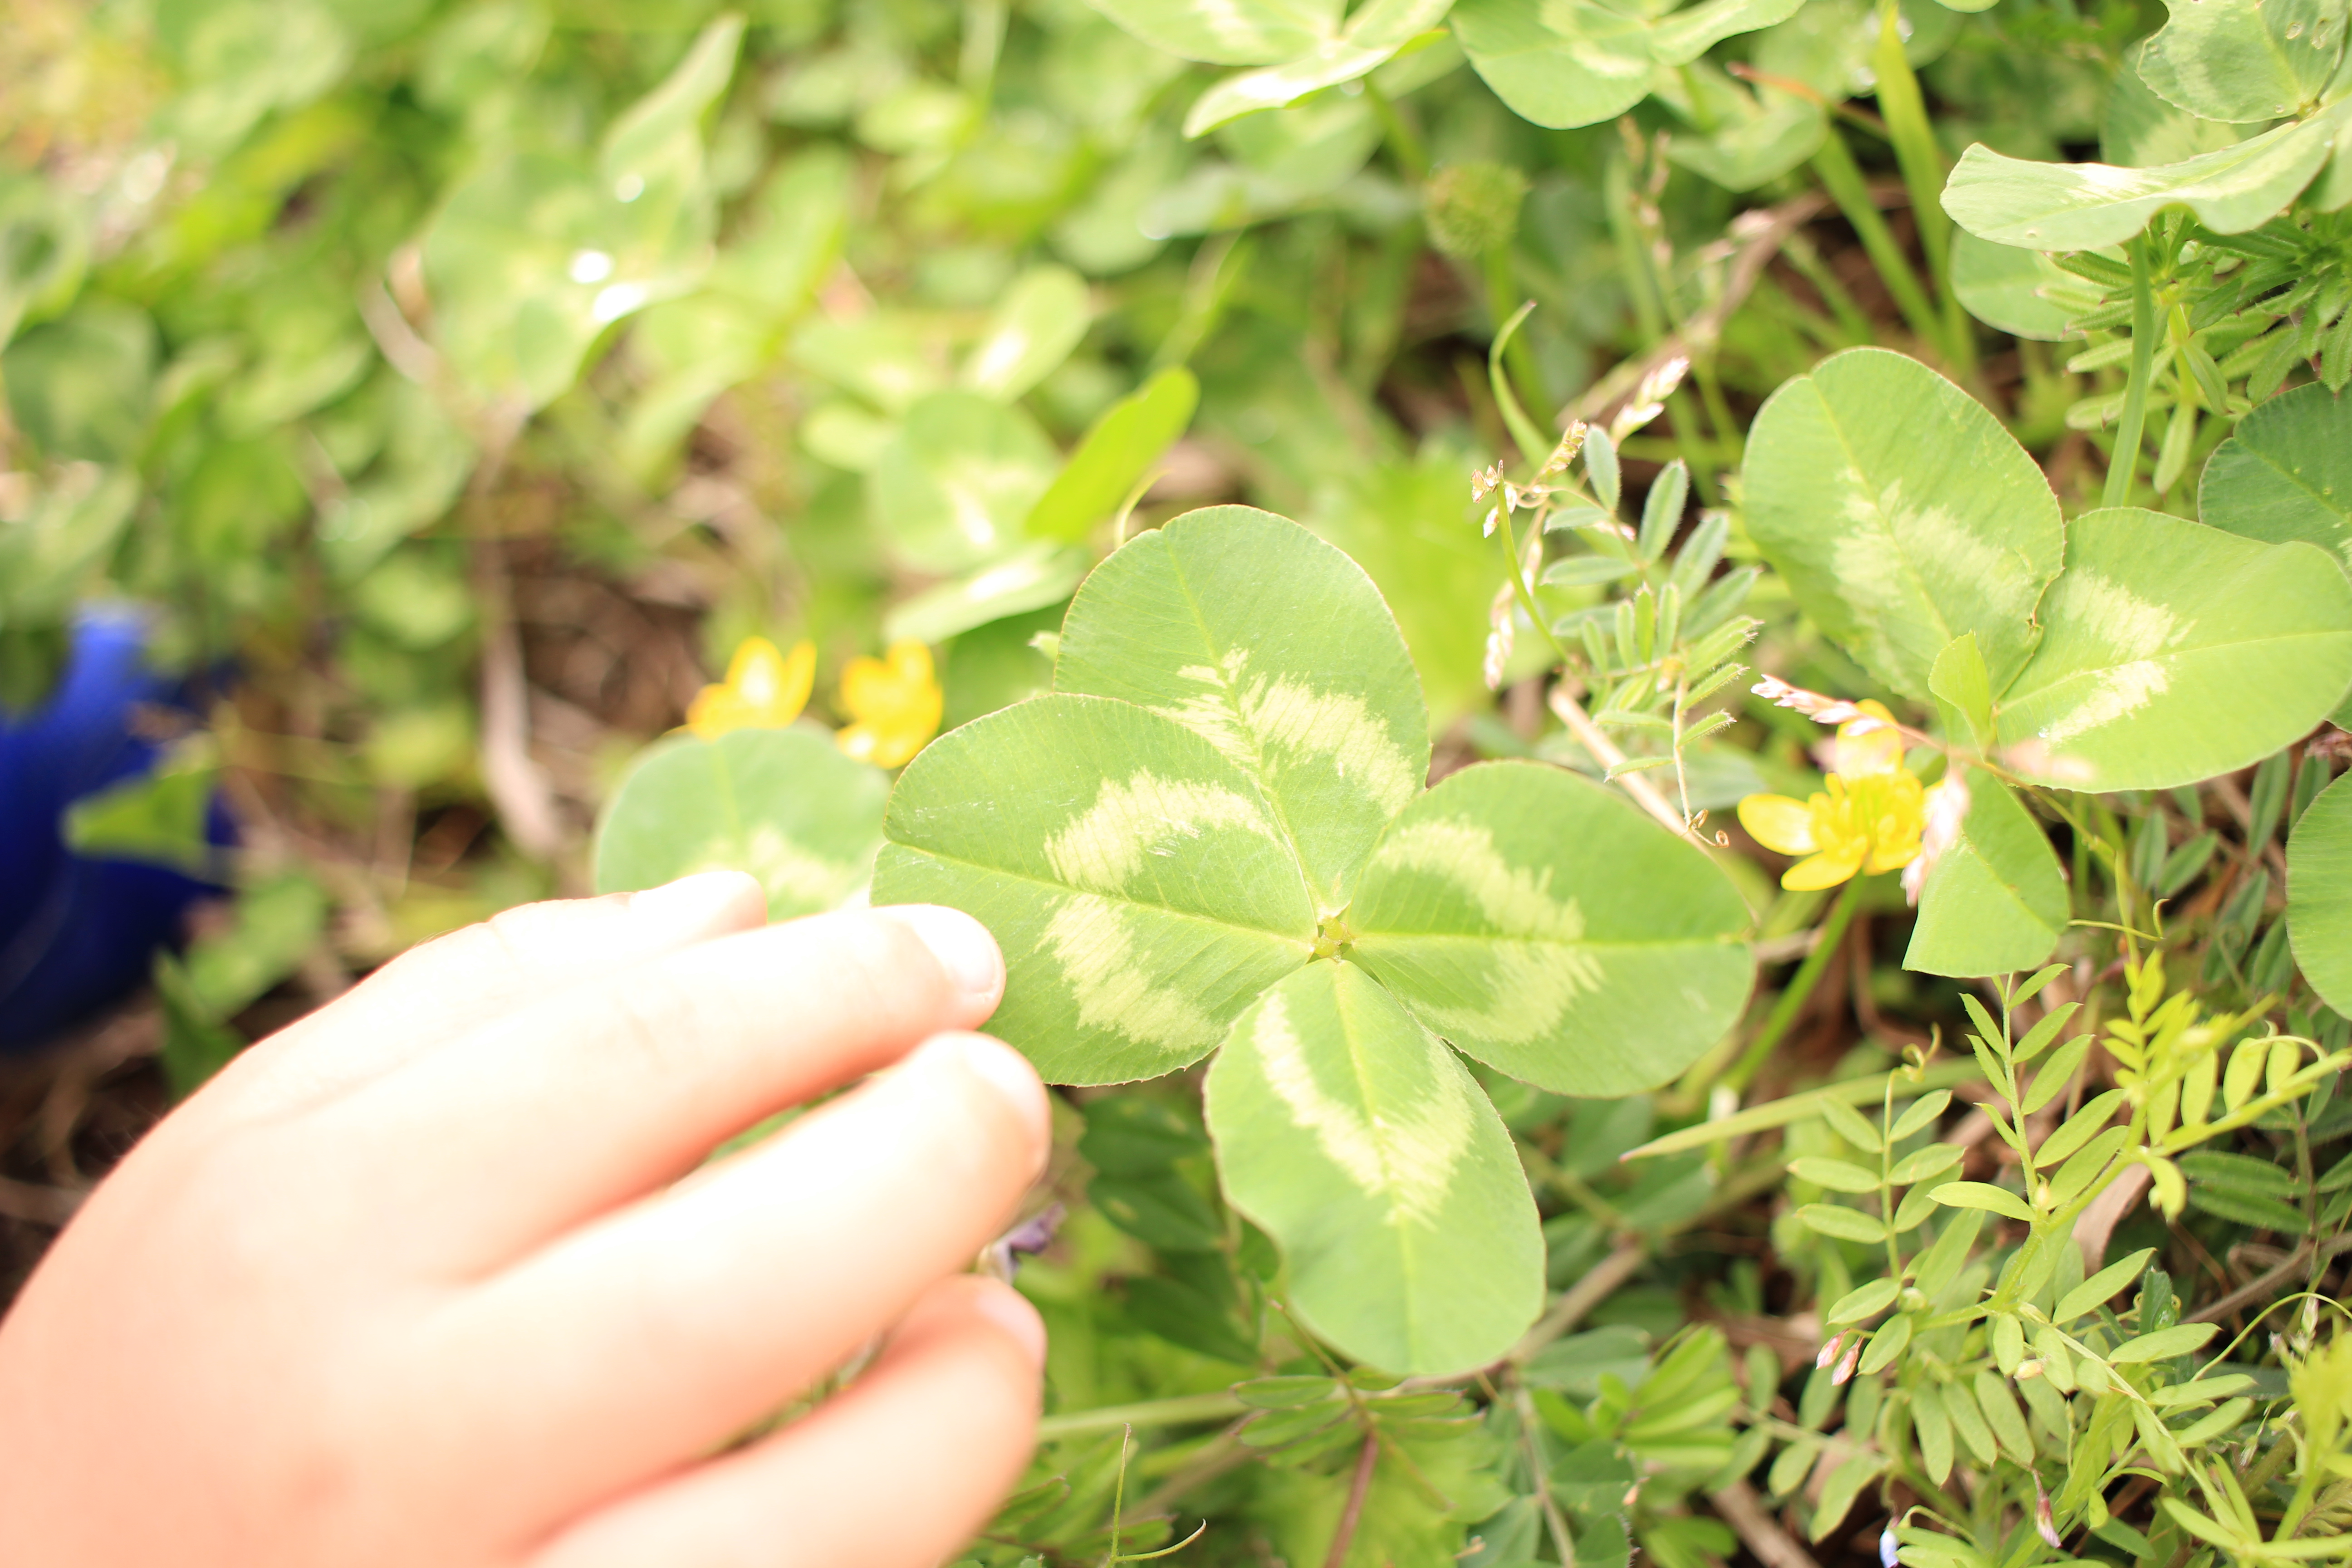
[[0, 874, 1051, 1567]]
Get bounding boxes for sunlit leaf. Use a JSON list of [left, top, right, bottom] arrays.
[[1994, 509, 2352, 790], [594, 729, 889, 920], [1347, 762, 1753, 1096], [1742, 347, 2064, 699], [1206, 959, 1542, 1372]]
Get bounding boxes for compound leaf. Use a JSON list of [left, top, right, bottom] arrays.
[[1056, 506, 1430, 912]]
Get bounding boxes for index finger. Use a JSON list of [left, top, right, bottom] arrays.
[[289, 905, 1007, 1275]]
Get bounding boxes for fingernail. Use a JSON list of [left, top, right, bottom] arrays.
[[885, 905, 1004, 1004], [627, 871, 764, 936], [921, 1034, 1050, 1169], [971, 1282, 1049, 1370]]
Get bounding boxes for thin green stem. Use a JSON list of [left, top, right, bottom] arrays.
[[1362, 76, 1428, 182], [1810, 127, 1945, 356], [1725, 876, 1868, 1094], [1037, 1392, 1247, 1442], [1868, 0, 1973, 374], [2104, 237, 2157, 510]]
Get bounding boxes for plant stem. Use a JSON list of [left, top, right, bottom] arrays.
[[1724, 877, 1867, 1094], [2103, 236, 2157, 509], [1868, 0, 1973, 374], [1810, 127, 1945, 356], [1362, 76, 1428, 182], [1322, 1433, 1382, 1568], [1037, 1391, 1247, 1442]]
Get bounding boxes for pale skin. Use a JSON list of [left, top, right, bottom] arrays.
[[0, 872, 1051, 1567]]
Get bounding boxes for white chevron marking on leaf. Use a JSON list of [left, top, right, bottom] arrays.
[[1042, 893, 1222, 1054], [1156, 649, 1419, 817], [1043, 770, 1278, 894], [1251, 984, 1473, 1226]]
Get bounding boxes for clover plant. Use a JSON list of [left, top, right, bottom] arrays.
[[870, 505, 1755, 1373]]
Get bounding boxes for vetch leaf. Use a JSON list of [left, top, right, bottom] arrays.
[[1055, 506, 1429, 912], [1942, 107, 2351, 251], [1798, 1202, 1889, 1243], [2200, 382, 2352, 578], [1825, 1278, 1901, 1324], [1024, 368, 1199, 544], [2055, 1247, 2157, 1322], [2289, 771, 2352, 1014], [872, 693, 1317, 1084], [1790, 1156, 1883, 1193], [1906, 776, 2070, 978], [2110, 1322, 2220, 1362], [1205, 960, 1543, 1373], [1741, 348, 2064, 700], [1994, 509, 2352, 790], [593, 729, 888, 919], [1347, 761, 1754, 1097], [1931, 1181, 2035, 1221]]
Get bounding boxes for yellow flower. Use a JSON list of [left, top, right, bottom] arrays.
[[685, 636, 816, 738], [836, 639, 942, 769], [1737, 700, 1928, 890]]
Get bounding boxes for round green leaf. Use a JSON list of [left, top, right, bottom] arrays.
[[2199, 382, 2352, 572], [1994, 509, 2352, 790], [1453, 0, 1802, 129], [1905, 775, 2069, 979], [1056, 505, 1430, 912], [867, 390, 1061, 573], [2134, 0, 2344, 125], [1346, 761, 1754, 1096], [1205, 960, 1543, 1373], [1742, 347, 2065, 700], [958, 264, 1091, 402], [872, 693, 1317, 1084], [2289, 770, 2352, 1016], [1950, 230, 2075, 342], [593, 728, 890, 919], [1942, 107, 2347, 251]]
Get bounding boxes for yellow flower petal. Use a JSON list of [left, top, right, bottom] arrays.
[[1833, 699, 1904, 779], [1783, 844, 1867, 890], [1738, 793, 1820, 856], [686, 636, 816, 737], [835, 638, 941, 769]]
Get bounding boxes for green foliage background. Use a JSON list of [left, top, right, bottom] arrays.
[[10, 0, 2352, 1563]]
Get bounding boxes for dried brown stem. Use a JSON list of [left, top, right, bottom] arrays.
[[1712, 1478, 1823, 1568], [1322, 1431, 1381, 1568]]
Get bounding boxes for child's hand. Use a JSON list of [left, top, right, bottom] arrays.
[[0, 873, 1050, 1568]]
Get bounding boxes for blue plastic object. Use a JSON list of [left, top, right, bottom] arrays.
[[0, 610, 228, 1053]]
